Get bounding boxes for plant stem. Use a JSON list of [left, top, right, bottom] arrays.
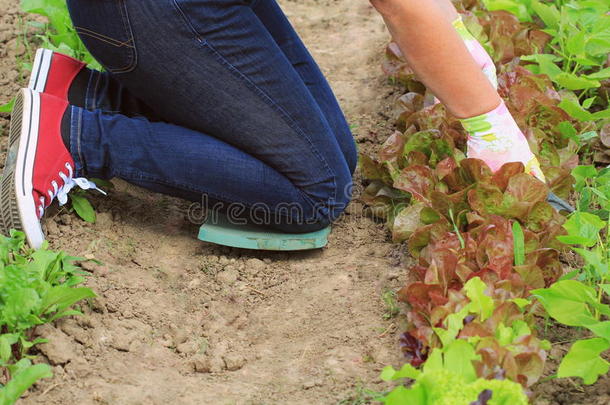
[[448, 208, 465, 249]]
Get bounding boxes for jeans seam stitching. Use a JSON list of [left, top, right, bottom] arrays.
[[71, 31, 135, 73], [117, 0, 138, 73], [200, 41, 338, 205], [77, 108, 83, 169], [91, 71, 102, 110], [74, 27, 134, 47], [70, 107, 85, 176], [84, 70, 93, 110], [73, 0, 137, 74], [170, 0, 204, 42]]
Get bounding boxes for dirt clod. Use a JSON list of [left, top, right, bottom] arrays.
[[191, 354, 225, 374], [245, 258, 266, 274], [36, 325, 78, 365], [96, 211, 113, 228], [176, 340, 198, 355], [223, 352, 246, 371], [44, 220, 60, 236], [216, 267, 239, 285], [59, 214, 71, 226]]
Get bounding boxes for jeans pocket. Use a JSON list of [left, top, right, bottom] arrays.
[[67, 0, 137, 73]]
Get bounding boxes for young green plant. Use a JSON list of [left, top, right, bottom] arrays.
[[0, 231, 96, 404]]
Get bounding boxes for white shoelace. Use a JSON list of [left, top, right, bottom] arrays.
[[38, 162, 107, 218]]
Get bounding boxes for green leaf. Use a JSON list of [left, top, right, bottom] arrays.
[[558, 338, 610, 385], [586, 321, 610, 341], [464, 277, 494, 321], [531, 0, 560, 29], [483, 0, 533, 21], [423, 348, 443, 374], [434, 305, 471, 347], [558, 269, 580, 281], [559, 98, 610, 121], [382, 385, 426, 405], [586, 67, 610, 80], [380, 366, 397, 381], [582, 97, 596, 109], [47, 309, 83, 323], [40, 286, 96, 316], [559, 98, 592, 121], [532, 280, 601, 327], [573, 247, 608, 280], [557, 121, 577, 141], [572, 165, 598, 192], [443, 340, 479, 382], [496, 323, 514, 346], [3, 287, 41, 326], [592, 108, 610, 120], [0, 334, 18, 363], [554, 72, 600, 91], [0, 362, 52, 405], [512, 320, 532, 339], [512, 222, 525, 266], [511, 298, 531, 309], [381, 364, 421, 381], [496, 320, 532, 346], [0, 98, 15, 113], [70, 194, 96, 223], [566, 31, 587, 57], [521, 54, 562, 79], [557, 212, 606, 247]]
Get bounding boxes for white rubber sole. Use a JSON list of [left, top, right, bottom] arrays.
[[28, 48, 53, 93], [1, 89, 45, 248]]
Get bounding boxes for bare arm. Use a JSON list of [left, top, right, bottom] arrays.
[[370, 0, 500, 118], [369, 0, 546, 182]]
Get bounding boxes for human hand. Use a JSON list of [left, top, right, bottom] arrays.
[[461, 101, 546, 182]]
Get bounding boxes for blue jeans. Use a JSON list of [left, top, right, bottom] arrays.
[[65, 0, 357, 232]]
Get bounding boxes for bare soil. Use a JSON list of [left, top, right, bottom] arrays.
[[532, 325, 610, 405], [2, 1, 608, 404], [2, 1, 408, 404]]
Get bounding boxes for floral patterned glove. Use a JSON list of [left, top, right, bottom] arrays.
[[452, 16, 498, 89], [460, 100, 546, 182]]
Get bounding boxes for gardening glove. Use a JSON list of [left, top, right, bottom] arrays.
[[460, 103, 574, 212], [460, 100, 546, 182], [452, 16, 498, 89]]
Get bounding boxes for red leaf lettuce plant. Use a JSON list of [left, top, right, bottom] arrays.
[[362, 0, 610, 397]]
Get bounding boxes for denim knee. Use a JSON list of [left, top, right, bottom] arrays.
[[308, 161, 353, 224]]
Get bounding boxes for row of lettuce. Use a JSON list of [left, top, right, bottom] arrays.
[[364, 0, 610, 403]]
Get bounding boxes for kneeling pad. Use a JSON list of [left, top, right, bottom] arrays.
[[198, 213, 331, 251]]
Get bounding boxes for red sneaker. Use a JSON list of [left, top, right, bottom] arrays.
[[28, 48, 86, 100], [1, 89, 101, 248]]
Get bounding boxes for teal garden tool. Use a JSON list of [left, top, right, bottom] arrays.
[[547, 191, 574, 213], [198, 213, 331, 251]]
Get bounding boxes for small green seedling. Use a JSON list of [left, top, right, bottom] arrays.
[[0, 230, 96, 404]]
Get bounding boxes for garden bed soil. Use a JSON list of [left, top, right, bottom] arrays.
[[0, 0, 607, 404], [2, 1, 405, 404]]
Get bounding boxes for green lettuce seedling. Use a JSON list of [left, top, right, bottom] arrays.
[[0, 231, 96, 404], [380, 340, 528, 405]]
